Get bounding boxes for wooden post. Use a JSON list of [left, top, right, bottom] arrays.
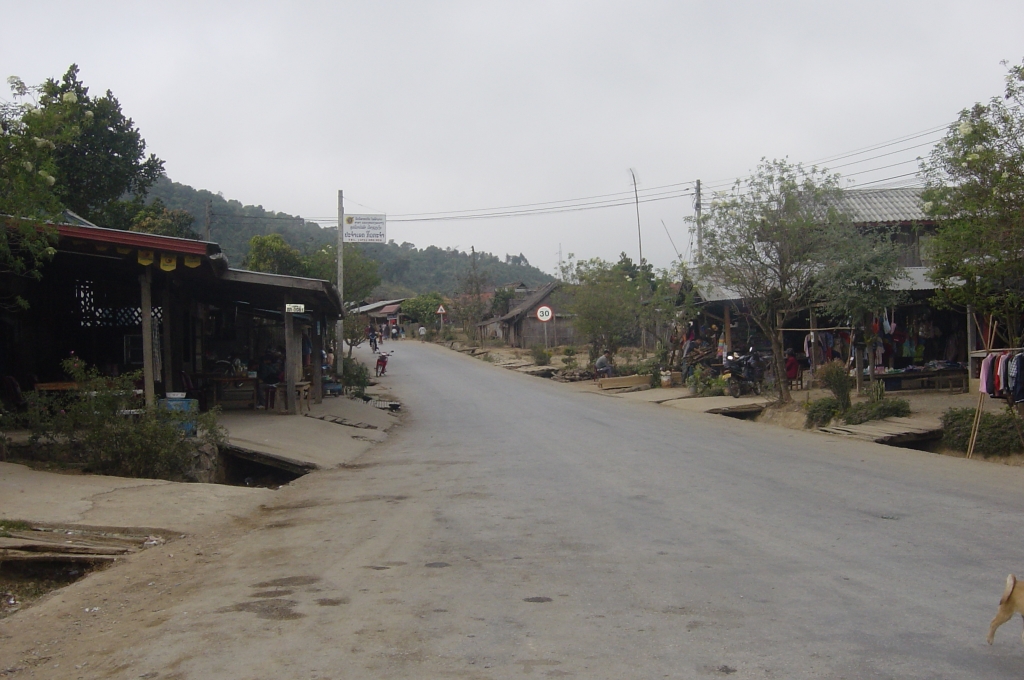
[[967, 304, 977, 387], [162, 283, 174, 392], [809, 306, 818, 376], [139, 268, 155, 407], [284, 300, 297, 415], [855, 331, 864, 395], [723, 306, 732, 354], [312, 316, 323, 404]]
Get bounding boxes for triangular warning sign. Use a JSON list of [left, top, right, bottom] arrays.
[[436, 305, 446, 314]]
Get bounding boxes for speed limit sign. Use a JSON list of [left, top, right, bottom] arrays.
[[536, 305, 553, 322]]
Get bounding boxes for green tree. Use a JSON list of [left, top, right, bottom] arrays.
[[449, 247, 489, 334], [0, 75, 81, 307], [129, 198, 199, 239], [562, 254, 643, 356], [241, 234, 305, 276], [402, 292, 445, 324], [696, 159, 902, 403], [302, 243, 380, 305], [490, 286, 516, 317], [32, 65, 164, 229], [922, 58, 1024, 347]]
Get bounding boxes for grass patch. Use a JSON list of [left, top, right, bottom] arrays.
[[843, 398, 911, 425], [0, 519, 31, 537], [941, 407, 1024, 457]]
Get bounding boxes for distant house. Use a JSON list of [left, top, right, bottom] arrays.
[[838, 187, 935, 269], [482, 281, 575, 347], [351, 298, 409, 328], [498, 281, 531, 295]]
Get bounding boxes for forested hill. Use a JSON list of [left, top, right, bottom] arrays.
[[146, 176, 554, 296]]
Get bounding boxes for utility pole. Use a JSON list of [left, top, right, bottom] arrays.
[[630, 168, 643, 265], [694, 179, 702, 262], [557, 243, 563, 279], [204, 200, 212, 241], [335, 190, 344, 375]]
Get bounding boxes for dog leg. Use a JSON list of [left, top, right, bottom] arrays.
[[989, 606, 1014, 644]]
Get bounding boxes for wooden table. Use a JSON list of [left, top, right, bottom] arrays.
[[207, 376, 258, 409], [34, 382, 79, 392], [879, 368, 968, 392]]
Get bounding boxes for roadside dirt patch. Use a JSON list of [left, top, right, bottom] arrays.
[[217, 598, 304, 620], [251, 576, 320, 588]]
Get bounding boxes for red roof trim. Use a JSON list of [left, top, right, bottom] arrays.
[[57, 224, 213, 256]]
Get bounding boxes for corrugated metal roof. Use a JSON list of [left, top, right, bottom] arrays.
[[498, 281, 559, 323], [839, 187, 928, 223], [352, 298, 407, 314]]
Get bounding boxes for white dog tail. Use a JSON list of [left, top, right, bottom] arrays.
[[1000, 574, 1017, 605]]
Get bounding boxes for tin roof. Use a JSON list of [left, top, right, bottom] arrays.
[[839, 187, 928, 224]]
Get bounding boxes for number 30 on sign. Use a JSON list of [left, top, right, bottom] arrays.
[[536, 305, 553, 322]]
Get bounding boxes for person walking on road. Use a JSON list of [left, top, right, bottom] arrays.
[[418, 325, 427, 342]]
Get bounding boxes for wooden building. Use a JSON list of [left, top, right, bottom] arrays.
[[1, 221, 341, 414], [484, 281, 575, 348]]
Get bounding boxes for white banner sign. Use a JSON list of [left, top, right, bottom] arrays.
[[343, 214, 386, 243]]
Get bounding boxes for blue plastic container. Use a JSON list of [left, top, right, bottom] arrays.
[[158, 397, 199, 436]]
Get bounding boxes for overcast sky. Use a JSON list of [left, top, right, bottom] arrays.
[[3, 1, 1023, 273]]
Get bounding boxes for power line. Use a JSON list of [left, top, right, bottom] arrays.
[[213, 122, 948, 228]]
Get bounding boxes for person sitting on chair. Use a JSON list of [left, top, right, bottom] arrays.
[[785, 348, 800, 382], [595, 349, 615, 378]]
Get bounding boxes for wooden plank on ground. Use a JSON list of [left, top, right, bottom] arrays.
[[598, 375, 650, 390]]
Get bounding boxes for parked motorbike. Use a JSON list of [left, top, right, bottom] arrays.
[[722, 347, 765, 398]]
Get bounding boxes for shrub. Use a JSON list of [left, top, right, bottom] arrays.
[[817, 360, 855, 412], [686, 365, 727, 396], [941, 407, 1024, 457], [531, 345, 552, 366], [843, 398, 911, 425], [805, 397, 841, 428], [869, 379, 886, 403], [20, 359, 224, 480], [342, 357, 370, 395]]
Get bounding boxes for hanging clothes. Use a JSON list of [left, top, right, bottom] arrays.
[[1008, 353, 1021, 402], [980, 354, 995, 396], [1013, 354, 1024, 404]]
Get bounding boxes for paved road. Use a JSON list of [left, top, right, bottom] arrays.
[[372, 342, 1024, 679], [3, 341, 1023, 679]]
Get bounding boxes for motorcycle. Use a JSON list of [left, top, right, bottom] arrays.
[[374, 351, 392, 377], [722, 347, 766, 398]]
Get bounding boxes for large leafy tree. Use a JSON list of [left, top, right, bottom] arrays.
[[402, 292, 445, 324], [0, 76, 81, 307], [696, 158, 902, 402], [303, 242, 380, 306], [31, 65, 164, 228], [129, 198, 199, 239], [922, 58, 1024, 347], [562, 253, 644, 356], [242, 234, 306, 276]]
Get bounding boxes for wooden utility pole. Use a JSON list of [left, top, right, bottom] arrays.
[[630, 169, 643, 266], [694, 179, 702, 262], [335, 190, 344, 375]]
